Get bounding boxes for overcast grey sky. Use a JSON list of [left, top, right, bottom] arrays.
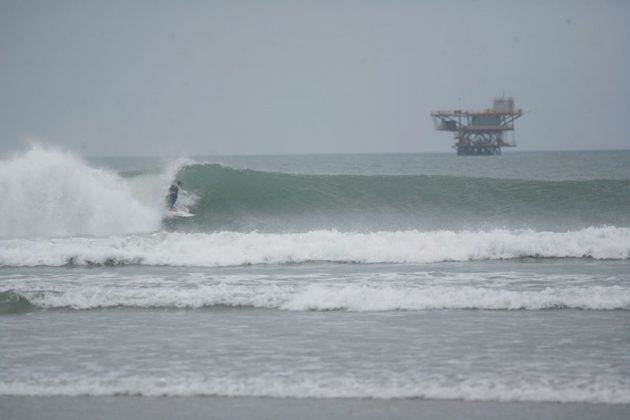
[[1, 0, 629, 156]]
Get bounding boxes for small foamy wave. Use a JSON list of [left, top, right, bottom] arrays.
[[6, 283, 630, 312], [2, 374, 629, 404]]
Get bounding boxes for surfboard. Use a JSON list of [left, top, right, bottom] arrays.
[[166, 208, 194, 218]]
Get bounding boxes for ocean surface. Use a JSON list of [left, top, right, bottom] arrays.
[[1, 146, 630, 405]]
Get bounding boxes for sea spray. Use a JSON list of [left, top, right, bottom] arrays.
[[0, 146, 162, 237], [123, 156, 200, 215]]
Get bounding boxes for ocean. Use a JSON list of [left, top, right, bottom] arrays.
[[1, 147, 630, 417]]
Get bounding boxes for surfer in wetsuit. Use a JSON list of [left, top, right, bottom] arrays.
[[166, 181, 182, 210]]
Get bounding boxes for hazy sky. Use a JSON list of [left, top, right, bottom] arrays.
[[1, 0, 629, 156]]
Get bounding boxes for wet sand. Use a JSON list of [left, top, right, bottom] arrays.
[[2, 396, 630, 420]]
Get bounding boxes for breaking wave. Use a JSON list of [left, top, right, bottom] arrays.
[[0, 146, 163, 237], [1, 226, 628, 268], [2, 146, 630, 237]]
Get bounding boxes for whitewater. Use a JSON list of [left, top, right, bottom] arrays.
[[1, 227, 629, 268], [1, 146, 630, 406]]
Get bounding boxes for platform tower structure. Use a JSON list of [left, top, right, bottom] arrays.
[[431, 97, 523, 155]]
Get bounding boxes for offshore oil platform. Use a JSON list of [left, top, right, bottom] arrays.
[[431, 97, 523, 155]]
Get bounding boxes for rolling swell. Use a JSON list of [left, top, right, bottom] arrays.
[[172, 164, 630, 232]]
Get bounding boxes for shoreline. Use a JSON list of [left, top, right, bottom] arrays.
[[2, 396, 630, 420]]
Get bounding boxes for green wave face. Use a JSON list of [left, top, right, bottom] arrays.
[[0, 291, 38, 315], [167, 164, 630, 233]]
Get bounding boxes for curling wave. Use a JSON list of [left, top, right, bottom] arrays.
[[172, 162, 630, 232]]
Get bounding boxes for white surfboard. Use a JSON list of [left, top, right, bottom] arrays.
[[166, 207, 194, 218]]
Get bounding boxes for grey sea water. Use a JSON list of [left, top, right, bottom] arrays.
[[1, 149, 630, 407]]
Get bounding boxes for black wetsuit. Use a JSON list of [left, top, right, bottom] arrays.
[[167, 184, 179, 208]]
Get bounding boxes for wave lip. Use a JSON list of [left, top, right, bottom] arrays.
[[1, 226, 629, 268]]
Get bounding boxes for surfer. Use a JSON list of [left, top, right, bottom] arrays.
[[166, 181, 182, 210]]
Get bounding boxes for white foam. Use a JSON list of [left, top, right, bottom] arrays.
[[0, 146, 162, 237], [13, 282, 630, 311], [1, 373, 629, 404], [1, 226, 629, 267]]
